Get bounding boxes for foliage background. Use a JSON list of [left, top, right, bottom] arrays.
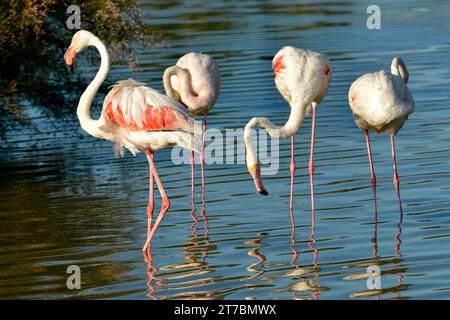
[[0, 0, 161, 127]]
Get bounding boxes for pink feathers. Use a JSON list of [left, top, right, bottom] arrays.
[[102, 79, 190, 133], [105, 103, 179, 131], [273, 55, 286, 78], [324, 65, 331, 77]]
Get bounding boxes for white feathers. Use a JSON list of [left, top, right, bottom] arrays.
[[348, 69, 415, 133], [273, 46, 331, 106], [171, 52, 220, 114]]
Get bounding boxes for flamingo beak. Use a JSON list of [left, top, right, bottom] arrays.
[[64, 46, 76, 74], [248, 164, 268, 196]]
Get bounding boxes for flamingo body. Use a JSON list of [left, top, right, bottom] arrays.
[[349, 68, 414, 135], [273, 46, 331, 115], [101, 79, 198, 156], [168, 52, 220, 115]]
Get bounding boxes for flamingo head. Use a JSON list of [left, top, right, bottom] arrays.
[[391, 57, 409, 84], [64, 30, 94, 73], [247, 163, 268, 196]]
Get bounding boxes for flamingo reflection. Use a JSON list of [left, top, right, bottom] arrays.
[[142, 209, 214, 299], [287, 208, 328, 300], [345, 206, 407, 299], [246, 234, 267, 279]]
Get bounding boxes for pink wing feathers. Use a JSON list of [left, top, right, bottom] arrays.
[[103, 79, 192, 133]]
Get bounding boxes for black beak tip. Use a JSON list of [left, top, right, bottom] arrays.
[[66, 64, 73, 74], [259, 190, 269, 196]]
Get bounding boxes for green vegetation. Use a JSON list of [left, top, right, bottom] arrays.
[[0, 0, 161, 122]]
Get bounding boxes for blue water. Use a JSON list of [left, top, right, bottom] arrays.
[[1, 0, 450, 299]]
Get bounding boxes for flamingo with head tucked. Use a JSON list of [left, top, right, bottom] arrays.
[[244, 46, 331, 210], [348, 57, 414, 211], [64, 30, 200, 251], [163, 53, 220, 205]]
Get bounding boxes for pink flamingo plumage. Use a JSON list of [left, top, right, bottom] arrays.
[[163, 53, 220, 206], [349, 58, 414, 211], [64, 30, 200, 251], [244, 46, 331, 210]]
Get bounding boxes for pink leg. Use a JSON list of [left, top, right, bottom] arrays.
[[289, 207, 299, 267], [290, 135, 296, 209], [146, 150, 154, 237], [142, 151, 171, 251], [190, 149, 195, 210], [309, 106, 316, 211], [201, 112, 207, 205], [390, 135, 403, 212], [365, 130, 378, 212]]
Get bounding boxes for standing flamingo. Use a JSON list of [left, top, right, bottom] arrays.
[[163, 53, 220, 205], [64, 30, 200, 251], [244, 46, 331, 210], [348, 57, 414, 211]]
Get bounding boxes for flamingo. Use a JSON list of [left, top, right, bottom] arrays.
[[163, 53, 220, 205], [244, 46, 331, 210], [348, 57, 414, 211], [64, 30, 200, 251]]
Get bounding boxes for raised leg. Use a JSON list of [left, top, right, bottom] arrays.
[[309, 105, 316, 211], [290, 135, 296, 210], [146, 150, 155, 237], [201, 112, 207, 205], [365, 130, 377, 212], [390, 135, 403, 212], [142, 151, 171, 251]]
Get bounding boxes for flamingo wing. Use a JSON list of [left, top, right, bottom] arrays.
[[103, 78, 192, 132]]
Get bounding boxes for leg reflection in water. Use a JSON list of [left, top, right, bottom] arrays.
[[142, 249, 159, 300], [288, 208, 327, 300]]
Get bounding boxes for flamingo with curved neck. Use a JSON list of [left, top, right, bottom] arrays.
[[163, 53, 220, 206], [244, 46, 331, 210], [64, 30, 200, 251]]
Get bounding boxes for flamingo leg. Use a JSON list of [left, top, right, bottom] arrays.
[[190, 149, 195, 210], [390, 135, 403, 212], [309, 106, 316, 211], [146, 150, 155, 237], [365, 130, 377, 212], [289, 135, 296, 210], [142, 151, 171, 251], [201, 112, 207, 205]]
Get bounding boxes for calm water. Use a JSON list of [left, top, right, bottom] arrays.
[[2, 0, 450, 299]]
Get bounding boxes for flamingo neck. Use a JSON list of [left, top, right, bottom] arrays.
[[244, 99, 308, 167], [77, 36, 110, 138], [163, 65, 208, 112]]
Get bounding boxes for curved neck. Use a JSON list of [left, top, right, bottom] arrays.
[[244, 100, 308, 167], [391, 58, 409, 84], [77, 36, 110, 137], [163, 65, 207, 109]]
